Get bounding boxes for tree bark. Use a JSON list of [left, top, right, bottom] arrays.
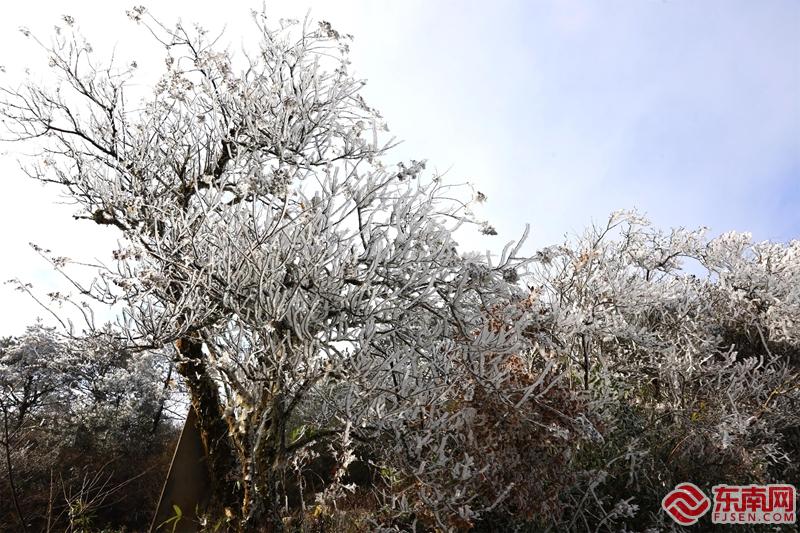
[[175, 335, 243, 524]]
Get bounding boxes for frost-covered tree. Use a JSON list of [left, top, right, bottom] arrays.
[[0, 9, 551, 529]]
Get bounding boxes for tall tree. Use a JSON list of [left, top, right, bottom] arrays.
[[1, 9, 540, 529]]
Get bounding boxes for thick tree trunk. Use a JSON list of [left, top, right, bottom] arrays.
[[175, 335, 244, 524], [172, 335, 294, 532], [242, 392, 287, 532]]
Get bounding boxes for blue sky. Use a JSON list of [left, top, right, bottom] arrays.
[[341, 0, 800, 246], [0, 1, 798, 333]]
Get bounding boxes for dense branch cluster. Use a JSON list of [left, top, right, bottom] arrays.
[[523, 213, 800, 530]]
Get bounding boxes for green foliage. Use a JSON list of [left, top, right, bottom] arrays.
[[155, 504, 183, 533]]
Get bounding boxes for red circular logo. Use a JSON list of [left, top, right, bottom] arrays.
[[662, 483, 711, 525]]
